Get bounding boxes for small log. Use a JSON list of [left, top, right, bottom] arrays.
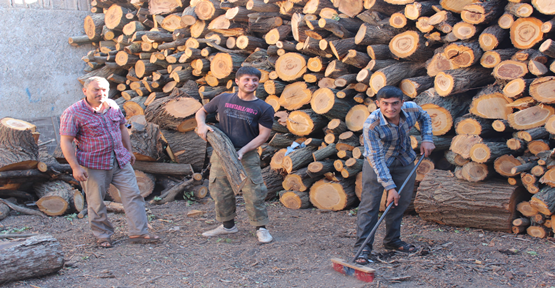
[[389, 31, 434, 62], [282, 167, 319, 191], [34, 181, 82, 216], [517, 201, 538, 217], [470, 142, 512, 164], [434, 67, 495, 96], [162, 129, 206, 172], [370, 62, 426, 93], [309, 177, 357, 211], [279, 190, 311, 209], [310, 88, 354, 119], [132, 161, 193, 176], [345, 105, 370, 132], [282, 146, 318, 174], [286, 110, 328, 136]]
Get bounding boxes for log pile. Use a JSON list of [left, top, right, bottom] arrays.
[[56, 0, 555, 228]]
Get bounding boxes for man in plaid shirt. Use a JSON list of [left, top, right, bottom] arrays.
[[354, 86, 435, 265], [60, 77, 159, 248]]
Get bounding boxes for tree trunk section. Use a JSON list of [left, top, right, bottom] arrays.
[[280, 190, 311, 209], [34, 180, 80, 216], [309, 177, 357, 211], [0, 235, 64, 285], [0, 118, 39, 172], [415, 169, 528, 232], [162, 129, 206, 172], [132, 161, 193, 176], [261, 166, 284, 200]]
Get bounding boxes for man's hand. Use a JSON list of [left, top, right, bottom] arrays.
[[72, 166, 88, 182], [420, 142, 435, 158], [386, 189, 399, 207], [195, 124, 213, 141], [237, 148, 245, 160], [129, 153, 136, 165]]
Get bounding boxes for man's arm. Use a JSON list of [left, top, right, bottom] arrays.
[[195, 107, 214, 141], [415, 105, 435, 157], [60, 135, 88, 182], [120, 124, 136, 165], [237, 124, 272, 160]]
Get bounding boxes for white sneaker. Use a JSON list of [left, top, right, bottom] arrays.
[[256, 228, 273, 243], [202, 225, 238, 237]]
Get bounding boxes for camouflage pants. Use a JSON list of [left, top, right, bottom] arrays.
[[209, 150, 269, 226]]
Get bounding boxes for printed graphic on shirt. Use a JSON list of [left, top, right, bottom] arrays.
[[224, 103, 259, 125]]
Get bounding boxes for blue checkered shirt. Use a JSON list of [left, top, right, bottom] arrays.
[[362, 101, 433, 190]]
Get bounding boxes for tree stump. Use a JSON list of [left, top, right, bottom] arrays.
[[0, 235, 64, 285], [415, 169, 529, 232]]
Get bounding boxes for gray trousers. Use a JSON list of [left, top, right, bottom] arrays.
[[81, 159, 149, 239], [354, 158, 416, 251], [209, 150, 269, 226]]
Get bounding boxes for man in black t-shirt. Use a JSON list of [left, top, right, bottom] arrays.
[[195, 66, 275, 243]]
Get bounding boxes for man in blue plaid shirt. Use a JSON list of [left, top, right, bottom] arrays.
[[354, 86, 435, 265]]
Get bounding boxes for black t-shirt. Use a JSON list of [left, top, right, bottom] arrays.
[[204, 93, 274, 148]]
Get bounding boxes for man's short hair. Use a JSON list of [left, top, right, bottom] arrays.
[[235, 66, 261, 80], [376, 86, 404, 101], [84, 76, 110, 89]]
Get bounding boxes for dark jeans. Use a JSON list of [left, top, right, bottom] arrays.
[[354, 158, 416, 251]]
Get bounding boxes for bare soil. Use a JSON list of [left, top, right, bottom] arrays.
[[2, 198, 555, 288]]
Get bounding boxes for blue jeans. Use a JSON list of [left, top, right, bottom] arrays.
[[354, 158, 416, 251]]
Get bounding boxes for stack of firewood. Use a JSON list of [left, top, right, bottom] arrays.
[[60, 0, 555, 236]]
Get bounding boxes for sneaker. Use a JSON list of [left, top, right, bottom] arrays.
[[202, 225, 238, 237], [256, 228, 273, 243]]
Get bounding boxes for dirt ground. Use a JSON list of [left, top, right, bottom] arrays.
[[2, 197, 555, 288]]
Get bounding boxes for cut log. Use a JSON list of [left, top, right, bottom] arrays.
[[529, 77, 555, 104], [410, 134, 452, 151], [414, 88, 472, 136], [210, 53, 247, 79], [145, 94, 202, 131], [469, 85, 512, 120], [493, 60, 528, 81], [415, 169, 527, 232], [311, 88, 354, 119], [282, 167, 319, 191], [275, 52, 308, 81], [34, 180, 81, 216], [530, 187, 555, 215], [309, 177, 357, 211], [345, 105, 370, 132], [0, 235, 64, 285], [151, 176, 201, 204], [494, 154, 522, 177], [507, 105, 555, 130], [205, 125, 248, 195], [0, 118, 39, 172], [510, 17, 544, 49], [286, 109, 328, 136], [261, 166, 284, 200], [282, 146, 318, 174], [450, 134, 482, 159], [503, 78, 533, 99], [370, 62, 426, 93], [434, 67, 495, 96], [354, 23, 398, 46], [461, 0, 503, 25], [470, 142, 512, 164], [367, 44, 394, 60], [162, 129, 206, 172], [455, 114, 495, 136], [389, 31, 434, 62], [127, 116, 167, 162], [132, 161, 193, 176], [270, 148, 287, 171], [461, 161, 491, 182], [279, 82, 314, 111], [312, 143, 338, 161], [443, 41, 483, 68], [105, 4, 132, 30], [280, 190, 311, 209], [400, 76, 434, 98]]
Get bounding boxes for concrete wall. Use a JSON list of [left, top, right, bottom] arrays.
[[0, 0, 92, 119]]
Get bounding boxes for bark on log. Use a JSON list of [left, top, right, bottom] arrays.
[[132, 161, 193, 176], [414, 88, 472, 136], [282, 167, 319, 191], [282, 146, 318, 173], [415, 169, 528, 232], [389, 31, 434, 62], [0, 235, 64, 285], [0, 118, 39, 172], [434, 67, 495, 96], [530, 187, 555, 215], [128, 116, 167, 162], [470, 142, 512, 164], [261, 166, 284, 200], [162, 129, 206, 172], [286, 109, 328, 136], [34, 181, 82, 216], [145, 95, 203, 131], [370, 62, 426, 93]]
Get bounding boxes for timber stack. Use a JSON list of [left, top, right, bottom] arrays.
[[56, 0, 555, 234]]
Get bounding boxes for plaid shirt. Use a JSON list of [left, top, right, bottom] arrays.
[[60, 99, 131, 170], [363, 101, 433, 191]]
